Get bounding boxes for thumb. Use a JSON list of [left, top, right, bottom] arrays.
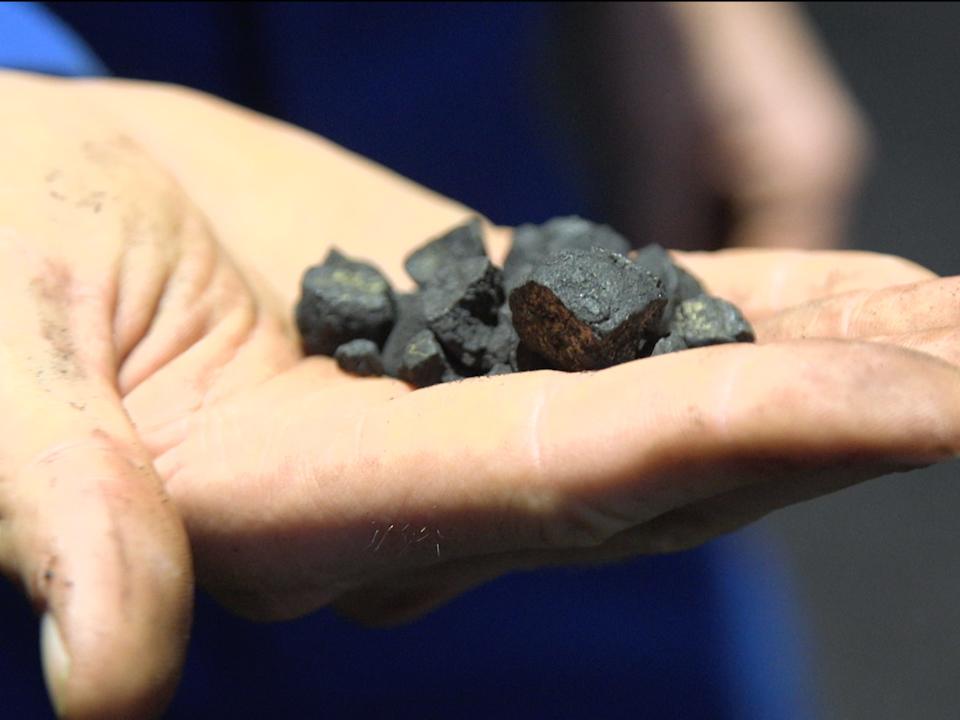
[[1, 372, 192, 717]]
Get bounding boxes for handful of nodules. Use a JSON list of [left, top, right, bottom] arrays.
[[296, 216, 754, 388]]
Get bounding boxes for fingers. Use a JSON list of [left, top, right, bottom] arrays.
[[758, 275, 960, 342], [603, 456, 927, 557], [336, 399, 952, 628], [0, 314, 192, 717], [668, 3, 870, 251], [674, 248, 936, 320], [338, 338, 960, 626], [7, 424, 192, 719], [334, 452, 926, 627], [163, 340, 960, 621], [866, 327, 960, 367]]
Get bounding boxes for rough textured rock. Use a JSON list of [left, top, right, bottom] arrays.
[[296, 217, 755, 385], [509, 248, 666, 371], [334, 339, 384, 376], [422, 257, 503, 372], [670, 295, 755, 348], [482, 313, 520, 371], [503, 215, 631, 293], [404, 217, 486, 287], [381, 293, 428, 378], [676, 265, 705, 302], [650, 334, 689, 357], [296, 249, 396, 356], [633, 244, 704, 334], [511, 342, 554, 372], [399, 329, 459, 388]]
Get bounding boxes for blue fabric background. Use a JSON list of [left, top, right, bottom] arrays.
[[0, 2, 103, 75]]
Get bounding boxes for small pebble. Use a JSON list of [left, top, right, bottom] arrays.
[[334, 339, 385, 376]]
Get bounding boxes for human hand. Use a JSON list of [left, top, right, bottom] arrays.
[[568, 2, 869, 251], [0, 77, 198, 718], [78, 75, 958, 631], [0, 70, 506, 719], [669, 2, 870, 250], [2, 72, 956, 720]]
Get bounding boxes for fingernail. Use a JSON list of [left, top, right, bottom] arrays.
[[41, 613, 70, 717]]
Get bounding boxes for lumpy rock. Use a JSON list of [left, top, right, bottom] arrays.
[[399, 329, 459, 388], [296, 249, 396, 355], [650, 334, 688, 357], [633, 244, 704, 334], [669, 295, 755, 348], [334, 339, 384, 376], [421, 256, 503, 372], [295, 216, 755, 386], [381, 293, 429, 378], [509, 248, 666, 371], [503, 216, 631, 293], [404, 217, 486, 288]]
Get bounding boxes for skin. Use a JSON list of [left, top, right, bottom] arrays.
[[575, 2, 869, 251], [0, 71, 957, 719], [668, 2, 870, 250]]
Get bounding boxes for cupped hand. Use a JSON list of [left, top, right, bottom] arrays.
[[85, 76, 958, 625], [0, 68, 482, 718], [1, 72, 958, 720]]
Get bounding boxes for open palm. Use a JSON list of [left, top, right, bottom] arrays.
[[2, 74, 957, 719]]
